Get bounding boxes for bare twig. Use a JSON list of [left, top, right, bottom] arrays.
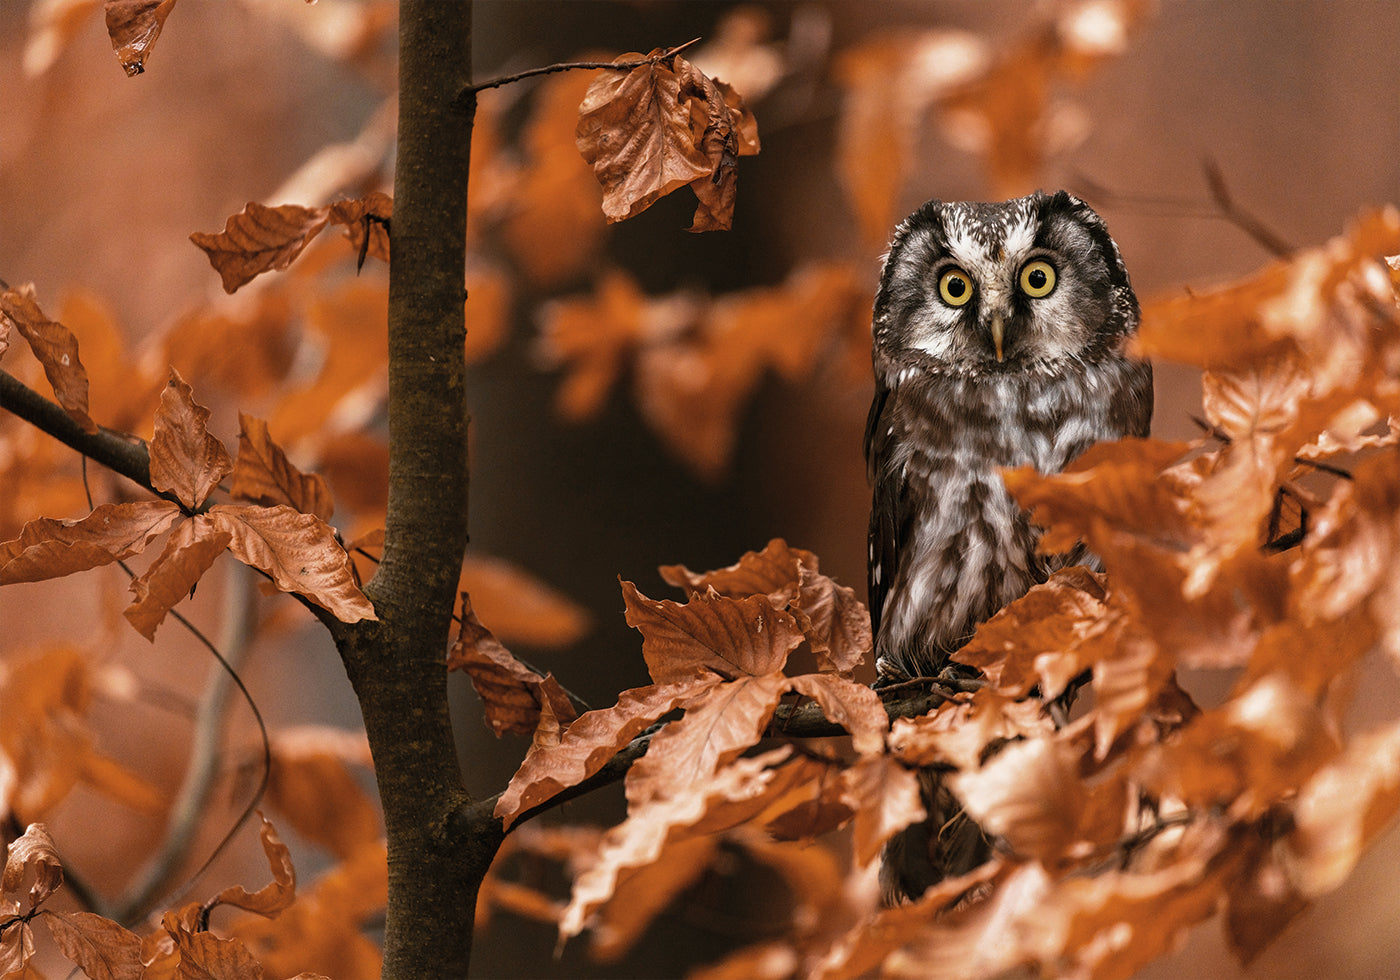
[[1201, 158, 1294, 258], [458, 37, 701, 100]]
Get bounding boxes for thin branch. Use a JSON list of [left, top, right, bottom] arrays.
[[0, 369, 180, 506], [1201, 158, 1295, 258], [458, 37, 701, 99], [113, 562, 264, 926]]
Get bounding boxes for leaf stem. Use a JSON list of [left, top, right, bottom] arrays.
[[458, 37, 701, 99]]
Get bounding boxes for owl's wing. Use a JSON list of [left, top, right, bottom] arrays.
[[864, 376, 899, 640]]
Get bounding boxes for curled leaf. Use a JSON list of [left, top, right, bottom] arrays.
[[150, 369, 234, 510], [0, 501, 181, 585], [104, 0, 176, 76], [2, 823, 63, 909], [190, 202, 331, 294], [232, 413, 334, 521], [0, 283, 97, 433], [206, 815, 296, 918]]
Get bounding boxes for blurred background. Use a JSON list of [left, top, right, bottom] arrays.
[[2, 1, 1399, 977]]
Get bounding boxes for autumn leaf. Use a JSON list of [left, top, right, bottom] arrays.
[[231, 413, 335, 521], [150, 369, 234, 510], [205, 816, 297, 919], [104, 0, 176, 76], [190, 202, 332, 294], [838, 755, 925, 866], [495, 677, 722, 830], [124, 514, 231, 641], [448, 593, 578, 737], [327, 191, 392, 269], [576, 49, 757, 231], [211, 504, 376, 624], [0, 500, 181, 585], [0, 282, 97, 433], [658, 537, 813, 602], [265, 727, 379, 860], [456, 555, 590, 648], [0, 647, 164, 818], [793, 566, 872, 677], [621, 579, 805, 683], [160, 910, 266, 980], [787, 674, 886, 756], [3, 823, 63, 909], [42, 910, 144, 980]]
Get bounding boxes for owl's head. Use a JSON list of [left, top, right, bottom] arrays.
[[872, 190, 1139, 373]]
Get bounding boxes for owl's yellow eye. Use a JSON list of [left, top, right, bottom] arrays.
[[938, 268, 974, 307], [1019, 260, 1056, 298]]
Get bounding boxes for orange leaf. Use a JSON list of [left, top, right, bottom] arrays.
[[535, 269, 647, 422], [0, 500, 181, 585], [42, 910, 143, 980], [624, 672, 789, 806], [190, 202, 332, 294], [206, 816, 296, 919], [682, 69, 760, 233], [658, 538, 813, 601], [621, 579, 805, 683], [0, 283, 97, 433], [160, 911, 265, 980], [103, 0, 176, 76], [838, 755, 926, 866], [787, 673, 886, 755], [448, 593, 578, 737], [794, 566, 872, 676], [266, 727, 378, 860], [209, 504, 376, 624], [2, 823, 63, 909], [124, 514, 231, 640], [150, 369, 233, 510], [456, 555, 589, 648], [231, 414, 334, 521], [495, 677, 721, 830], [575, 50, 715, 224]]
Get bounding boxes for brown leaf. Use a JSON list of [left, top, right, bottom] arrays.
[[211, 503, 376, 624], [535, 269, 648, 422], [206, 816, 296, 919], [162, 292, 297, 402], [658, 538, 813, 602], [575, 51, 716, 224], [621, 579, 805, 683], [0, 283, 97, 433], [624, 673, 789, 806], [103, 0, 175, 76], [1285, 719, 1400, 897], [681, 67, 760, 233], [161, 910, 265, 980], [3, 823, 63, 909], [787, 674, 887, 756], [231, 414, 334, 521], [794, 566, 872, 676], [456, 555, 589, 648], [839, 754, 925, 866], [0, 500, 182, 585], [150, 369, 233, 510], [327, 191, 392, 268], [266, 727, 379, 860], [495, 677, 721, 830], [447, 593, 579, 737], [123, 514, 230, 641], [42, 910, 143, 980], [190, 202, 332, 294], [0, 920, 35, 977]]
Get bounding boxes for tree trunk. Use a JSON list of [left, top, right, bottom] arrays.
[[333, 3, 499, 977]]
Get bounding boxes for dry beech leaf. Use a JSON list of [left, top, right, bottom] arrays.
[[0, 500, 181, 585], [150, 369, 234, 511], [794, 566, 872, 676], [620, 579, 805, 683], [0, 283, 97, 433], [124, 514, 231, 641], [448, 593, 578, 737], [575, 50, 757, 230], [624, 672, 790, 806], [495, 677, 722, 830], [231, 413, 335, 521], [44, 910, 143, 979], [327, 191, 392, 268], [206, 816, 296, 919], [104, 0, 176, 76], [838, 754, 926, 867], [191, 202, 331, 294], [211, 504, 376, 624], [659, 538, 814, 602], [0, 918, 35, 976], [2, 823, 64, 909], [161, 910, 266, 980]]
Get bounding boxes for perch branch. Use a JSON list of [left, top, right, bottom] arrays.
[[458, 37, 700, 99]]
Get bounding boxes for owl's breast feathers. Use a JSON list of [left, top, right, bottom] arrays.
[[866, 350, 1151, 679]]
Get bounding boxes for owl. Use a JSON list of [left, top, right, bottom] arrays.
[[866, 190, 1153, 899]]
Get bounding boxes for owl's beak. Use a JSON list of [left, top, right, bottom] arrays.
[[990, 314, 1005, 362]]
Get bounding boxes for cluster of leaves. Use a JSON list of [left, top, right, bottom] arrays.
[[471, 212, 1400, 978], [0, 816, 328, 979]]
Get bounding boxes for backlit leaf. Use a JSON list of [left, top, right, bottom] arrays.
[[190, 202, 331, 294]]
